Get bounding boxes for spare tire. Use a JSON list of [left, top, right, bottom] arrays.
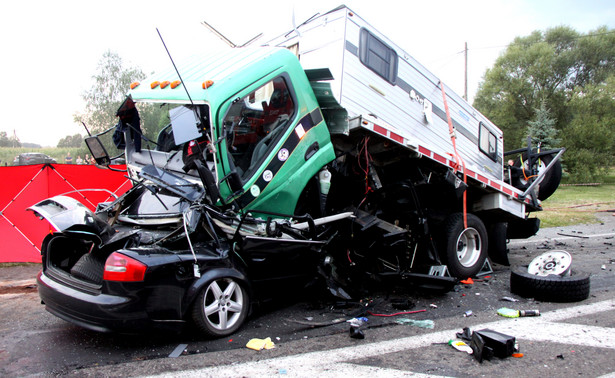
[[512, 152, 562, 201], [510, 266, 590, 302]]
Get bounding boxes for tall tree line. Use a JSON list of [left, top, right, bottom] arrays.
[[474, 26, 615, 182]]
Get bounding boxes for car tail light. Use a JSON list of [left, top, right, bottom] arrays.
[[103, 252, 147, 282]]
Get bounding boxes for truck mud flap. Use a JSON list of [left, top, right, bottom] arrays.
[[507, 217, 540, 239]]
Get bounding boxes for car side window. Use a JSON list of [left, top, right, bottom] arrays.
[[223, 77, 295, 181]]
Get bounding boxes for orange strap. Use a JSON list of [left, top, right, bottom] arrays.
[[440, 82, 468, 229]]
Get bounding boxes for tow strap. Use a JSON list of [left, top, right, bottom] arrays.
[[439, 82, 468, 229]]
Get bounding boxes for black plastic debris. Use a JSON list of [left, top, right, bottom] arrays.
[[470, 329, 516, 362], [391, 299, 415, 310], [348, 317, 368, 339], [456, 327, 473, 341], [349, 326, 365, 339], [470, 332, 494, 363]]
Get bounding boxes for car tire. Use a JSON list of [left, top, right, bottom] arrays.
[[192, 277, 249, 338], [442, 213, 488, 279], [510, 266, 590, 302]]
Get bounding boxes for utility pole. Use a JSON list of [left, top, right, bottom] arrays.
[[464, 42, 468, 101]]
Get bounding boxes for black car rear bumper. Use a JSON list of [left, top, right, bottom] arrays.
[[37, 271, 185, 333]]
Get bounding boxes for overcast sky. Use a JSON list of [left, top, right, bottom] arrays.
[[2, 0, 614, 147]]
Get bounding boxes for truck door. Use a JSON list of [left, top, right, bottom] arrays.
[[222, 76, 295, 184]]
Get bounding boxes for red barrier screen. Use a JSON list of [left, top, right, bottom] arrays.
[[0, 164, 131, 263]]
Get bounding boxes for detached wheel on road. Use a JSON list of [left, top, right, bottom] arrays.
[[192, 277, 249, 337], [442, 213, 488, 279], [510, 266, 590, 302]]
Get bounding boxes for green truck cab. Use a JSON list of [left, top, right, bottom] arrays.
[[127, 48, 335, 216]]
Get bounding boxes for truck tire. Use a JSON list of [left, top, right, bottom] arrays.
[[487, 222, 509, 266], [513, 153, 562, 201], [442, 213, 488, 279], [510, 266, 590, 302]]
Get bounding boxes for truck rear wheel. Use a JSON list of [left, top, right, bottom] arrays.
[[442, 213, 488, 279]]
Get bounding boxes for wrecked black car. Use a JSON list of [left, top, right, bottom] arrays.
[[30, 8, 564, 337], [31, 165, 331, 336]]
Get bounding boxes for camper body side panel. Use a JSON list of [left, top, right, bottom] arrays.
[[269, 7, 504, 183], [268, 10, 348, 104], [339, 13, 503, 182]]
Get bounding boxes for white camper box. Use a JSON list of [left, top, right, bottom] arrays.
[[266, 5, 533, 218]]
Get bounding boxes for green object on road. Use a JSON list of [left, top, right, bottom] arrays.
[[497, 307, 520, 318], [395, 318, 435, 329]]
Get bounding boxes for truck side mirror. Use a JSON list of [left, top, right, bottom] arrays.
[[85, 136, 111, 165]]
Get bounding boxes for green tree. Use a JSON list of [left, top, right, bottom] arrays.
[[74, 51, 144, 134], [562, 76, 615, 182], [57, 134, 84, 148], [73, 51, 167, 149], [474, 26, 615, 181], [0, 131, 21, 147], [525, 102, 560, 150], [0, 131, 10, 147]]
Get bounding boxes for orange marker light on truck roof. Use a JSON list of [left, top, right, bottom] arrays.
[[130, 82, 140, 89], [150, 81, 160, 89], [170, 80, 181, 89], [160, 80, 170, 89], [202, 80, 214, 89]]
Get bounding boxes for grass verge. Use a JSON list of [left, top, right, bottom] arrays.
[[538, 183, 615, 227]]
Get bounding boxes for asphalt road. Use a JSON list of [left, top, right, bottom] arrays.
[[1, 212, 614, 377]]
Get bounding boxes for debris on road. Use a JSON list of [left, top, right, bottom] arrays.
[[395, 318, 434, 329], [246, 337, 275, 351], [348, 317, 368, 339], [497, 307, 520, 318], [367, 309, 427, 317], [557, 232, 589, 239], [497, 307, 541, 318], [349, 326, 365, 339], [501, 296, 519, 302], [168, 344, 188, 358], [391, 299, 415, 310], [286, 317, 347, 328], [470, 329, 517, 363], [449, 340, 473, 354], [346, 317, 368, 328]]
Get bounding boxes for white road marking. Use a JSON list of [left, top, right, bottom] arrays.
[[145, 299, 615, 378]]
